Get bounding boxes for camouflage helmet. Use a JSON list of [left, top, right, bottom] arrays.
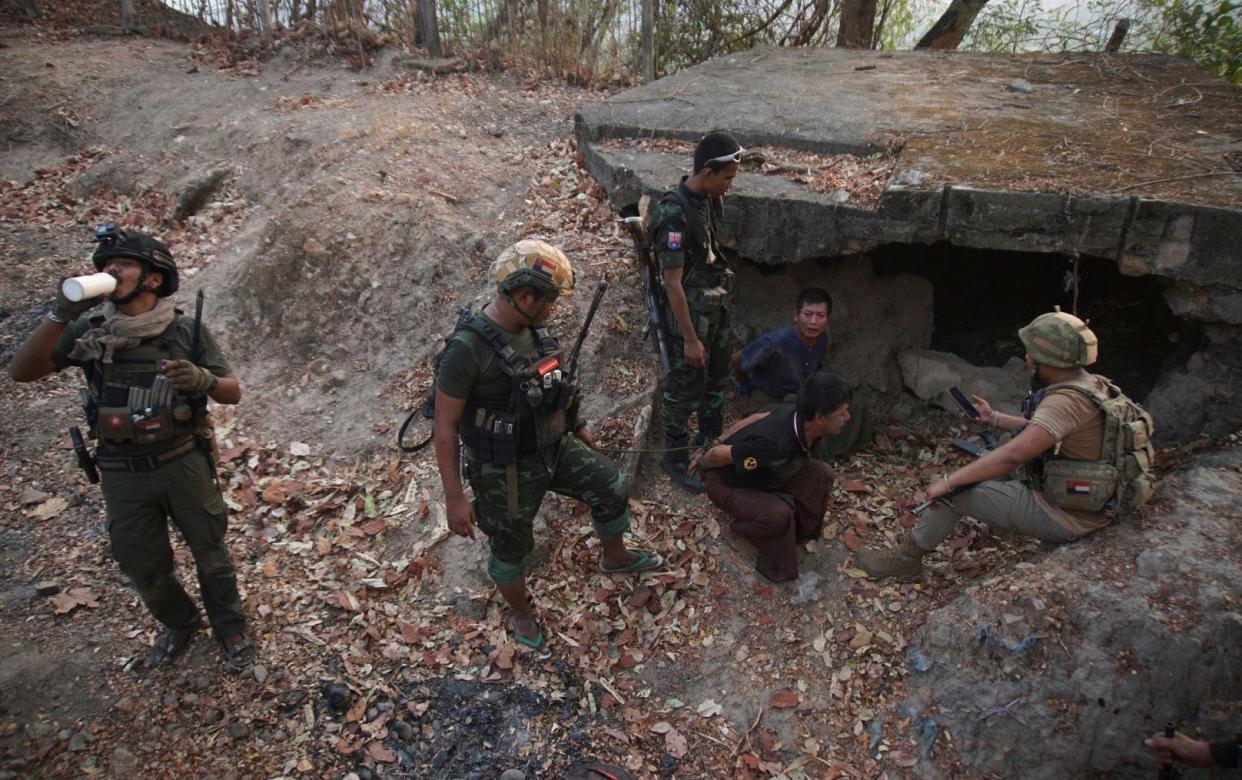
[[91, 223, 179, 297], [491, 239, 575, 298], [1018, 306, 1098, 367]]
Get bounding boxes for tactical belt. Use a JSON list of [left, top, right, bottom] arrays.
[[96, 435, 197, 473]]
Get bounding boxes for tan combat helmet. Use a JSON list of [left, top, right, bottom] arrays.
[[1018, 306, 1099, 367], [491, 239, 575, 298]]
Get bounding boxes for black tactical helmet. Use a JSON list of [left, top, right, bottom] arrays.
[[91, 223, 179, 297]]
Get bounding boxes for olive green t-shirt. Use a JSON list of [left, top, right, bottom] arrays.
[[435, 313, 537, 407], [51, 314, 231, 377]]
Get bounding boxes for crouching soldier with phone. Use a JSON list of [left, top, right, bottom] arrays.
[[857, 308, 1156, 580], [9, 224, 252, 668]]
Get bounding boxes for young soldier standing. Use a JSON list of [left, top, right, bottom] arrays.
[[9, 225, 252, 667], [648, 131, 743, 493]]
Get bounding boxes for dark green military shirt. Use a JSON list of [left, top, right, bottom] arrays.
[[52, 314, 231, 376], [435, 312, 537, 407], [650, 182, 728, 289]]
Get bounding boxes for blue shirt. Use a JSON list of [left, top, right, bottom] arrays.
[[739, 324, 827, 400]]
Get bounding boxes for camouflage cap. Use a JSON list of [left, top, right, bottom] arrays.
[[492, 239, 575, 297], [1018, 307, 1098, 367]]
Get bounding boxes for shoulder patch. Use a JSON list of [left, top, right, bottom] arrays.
[[666, 231, 683, 250], [743, 456, 759, 471]]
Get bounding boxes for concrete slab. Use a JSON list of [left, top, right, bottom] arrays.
[[576, 47, 1242, 294]]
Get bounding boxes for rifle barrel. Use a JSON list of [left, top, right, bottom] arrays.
[[567, 281, 608, 376]]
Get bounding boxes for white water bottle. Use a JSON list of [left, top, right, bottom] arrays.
[[62, 273, 117, 301]]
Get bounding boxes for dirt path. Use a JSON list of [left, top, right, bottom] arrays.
[[2, 29, 1239, 780]]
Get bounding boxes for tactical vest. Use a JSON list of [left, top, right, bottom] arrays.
[[647, 185, 733, 311], [81, 316, 204, 453], [1024, 378, 1156, 516], [454, 313, 578, 465]]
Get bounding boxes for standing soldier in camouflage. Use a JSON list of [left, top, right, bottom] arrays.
[[9, 224, 252, 668], [648, 131, 743, 493], [433, 239, 663, 654]]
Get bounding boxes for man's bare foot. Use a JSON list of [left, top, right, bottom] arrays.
[[511, 614, 540, 643]]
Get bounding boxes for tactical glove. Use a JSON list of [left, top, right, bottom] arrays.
[[51, 283, 103, 323], [162, 359, 217, 393]]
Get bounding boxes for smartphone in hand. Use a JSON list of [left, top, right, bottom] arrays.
[[947, 386, 980, 419]]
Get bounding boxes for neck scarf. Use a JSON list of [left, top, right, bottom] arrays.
[[67, 298, 177, 364]]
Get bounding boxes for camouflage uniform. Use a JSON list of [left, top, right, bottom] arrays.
[[436, 312, 631, 585], [466, 435, 629, 583], [52, 314, 246, 639], [650, 182, 733, 450]]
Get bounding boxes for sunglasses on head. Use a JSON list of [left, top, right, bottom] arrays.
[[706, 147, 746, 165]]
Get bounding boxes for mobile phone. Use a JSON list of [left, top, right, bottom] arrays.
[[947, 386, 980, 419]]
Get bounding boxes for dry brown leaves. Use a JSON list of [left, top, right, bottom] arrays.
[[599, 137, 904, 209]]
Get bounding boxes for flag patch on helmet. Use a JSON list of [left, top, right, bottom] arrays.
[[666, 231, 683, 250], [1065, 480, 1091, 495], [532, 257, 557, 278]]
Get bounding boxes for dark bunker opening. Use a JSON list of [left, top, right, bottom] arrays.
[[869, 244, 1188, 401]]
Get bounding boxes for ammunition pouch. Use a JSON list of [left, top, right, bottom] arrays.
[[459, 405, 570, 465], [1036, 459, 1120, 513]]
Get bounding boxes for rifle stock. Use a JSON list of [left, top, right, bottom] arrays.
[[622, 216, 672, 375]]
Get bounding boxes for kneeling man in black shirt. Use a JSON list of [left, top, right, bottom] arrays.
[[690, 372, 852, 582]]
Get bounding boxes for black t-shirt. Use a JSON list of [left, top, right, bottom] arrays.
[[715, 404, 809, 490]]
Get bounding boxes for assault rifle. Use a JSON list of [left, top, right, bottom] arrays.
[[622, 216, 672, 375]]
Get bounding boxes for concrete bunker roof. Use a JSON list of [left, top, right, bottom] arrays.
[[579, 47, 1241, 209], [576, 48, 1242, 306]]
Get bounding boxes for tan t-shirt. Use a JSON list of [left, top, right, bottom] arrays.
[[1027, 376, 1108, 536]]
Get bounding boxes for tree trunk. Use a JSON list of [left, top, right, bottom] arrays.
[[640, 0, 654, 82], [255, 0, 272, 33], [119, 0, 133, 30], [1105, 17, 1130, 53], [836, 0, 877, 48], [417, 0, 441, 56], [915, 0, 989, 49]]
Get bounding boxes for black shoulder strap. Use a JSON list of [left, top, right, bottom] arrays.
[[458, 314, 532, 375]]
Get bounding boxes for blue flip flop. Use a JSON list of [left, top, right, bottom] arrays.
[[598, 550, 664, 575]]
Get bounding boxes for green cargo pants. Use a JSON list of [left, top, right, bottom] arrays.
[[913, 479, 1080, 550], [662, 302, 731, 446], [101, 447, 246, 638], [466, 434, 631, 585]]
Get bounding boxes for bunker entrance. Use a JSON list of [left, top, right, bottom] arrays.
[[868, 243, 1190, 402]]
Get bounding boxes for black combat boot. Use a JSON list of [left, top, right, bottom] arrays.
[[661, 434, 703, 494], [694, 415, 723, 448]]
